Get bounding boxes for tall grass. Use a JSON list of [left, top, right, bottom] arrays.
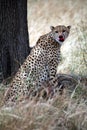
[[57, 23, 87, 76], [0, 83, 87, 130]]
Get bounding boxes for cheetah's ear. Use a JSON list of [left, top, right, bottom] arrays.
[[67, 26, 71, 30], [50, 26, 55, 31]]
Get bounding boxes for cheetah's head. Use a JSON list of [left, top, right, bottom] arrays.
[[50, 25, 71, 45]]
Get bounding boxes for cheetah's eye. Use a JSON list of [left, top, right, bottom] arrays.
[[63, 30, 66, 32], [55, 31, 58, 33]]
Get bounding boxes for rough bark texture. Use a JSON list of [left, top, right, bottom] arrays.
[[0, 0, 31, 82]]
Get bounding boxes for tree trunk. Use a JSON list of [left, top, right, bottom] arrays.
[[0, 0, 31, 82]]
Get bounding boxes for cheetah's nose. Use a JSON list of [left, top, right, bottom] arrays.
[[59, 35, 64, 42], [59, 35, 63, 38]]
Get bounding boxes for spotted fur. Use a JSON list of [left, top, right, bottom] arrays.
[[4, 25, 71, 105]]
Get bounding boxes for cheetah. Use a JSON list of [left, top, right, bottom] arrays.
[[4, 25, 71, 105]]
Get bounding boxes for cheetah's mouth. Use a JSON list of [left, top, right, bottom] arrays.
[[59, 38, 64, 42]]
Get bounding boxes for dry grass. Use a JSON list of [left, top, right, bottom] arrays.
[[0, 81, 87, 130], [0, 0, 87, 130]]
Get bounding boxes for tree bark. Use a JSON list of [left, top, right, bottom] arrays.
[[0, 0, 31, 82]]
